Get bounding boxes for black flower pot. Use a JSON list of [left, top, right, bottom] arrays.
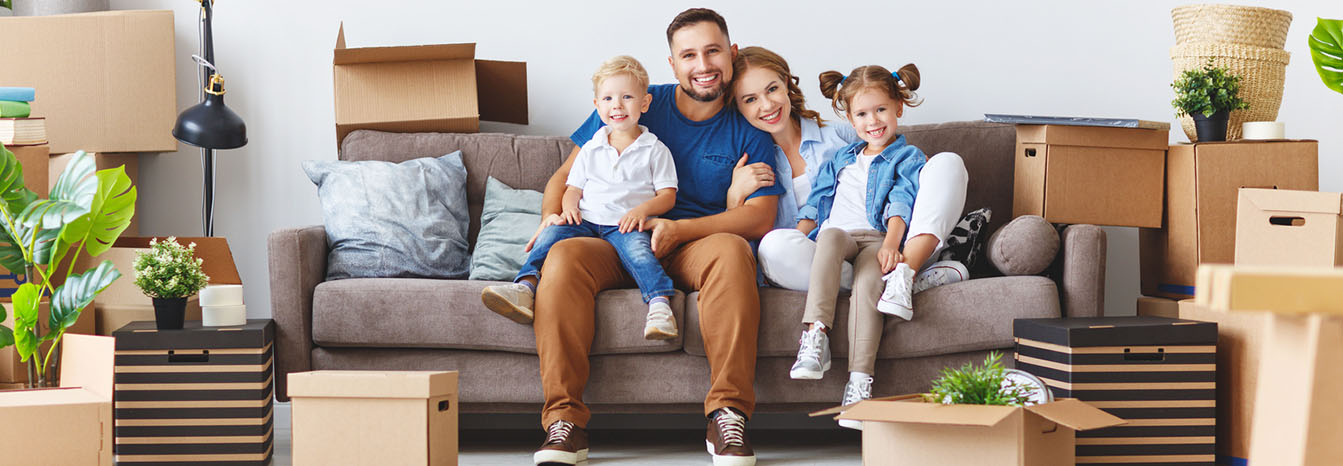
[[1192, 110, 1230, 142], [153, 297, 188, 330]]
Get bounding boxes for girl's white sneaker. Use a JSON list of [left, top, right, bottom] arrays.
[[877, 263, 915, 320]]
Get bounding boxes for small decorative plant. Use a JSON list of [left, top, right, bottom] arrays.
[[923, 351, 1035, 406], [1171, 59, 1250, 119], [1309, 18, 1343, 95], [133, 237, 209, 299]]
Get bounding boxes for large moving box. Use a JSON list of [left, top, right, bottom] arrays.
[[1011, 125, 1167, 228], [332, 24, 528, 147], [1178, 299, 1271, 465], [1, 299, 95, 384], [1140, 140, 1318, 298], [8, 143, 49, 198], [1136, 296, 1180, 318], [289, 370, 459, 466], [0, 334, 115, 466], [1234, 188, 1341, 268], [0, 11, 177, 153]]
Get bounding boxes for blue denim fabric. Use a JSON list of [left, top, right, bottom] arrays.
[[797, 135, 926, 241], [771, 119, 859, 230], [515, 220, 675, 303]]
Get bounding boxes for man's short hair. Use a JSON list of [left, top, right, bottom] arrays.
[[665, 8, 729, 46], [592, 55, 650, 94]]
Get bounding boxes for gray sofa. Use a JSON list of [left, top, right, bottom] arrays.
[[268, 120, 1106, 413]]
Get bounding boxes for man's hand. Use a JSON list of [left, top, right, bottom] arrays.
[[877, 245, 903, 274], [644, 218, 682, 258], [726, 153, 775, 209], [618, 207, 650, 234], [524, 213, 568, 252]]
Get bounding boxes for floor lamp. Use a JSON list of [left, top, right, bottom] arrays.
[[172, 0, 246, 237]]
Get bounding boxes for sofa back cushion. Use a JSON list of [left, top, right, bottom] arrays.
[[897, 121, 1015, 242]]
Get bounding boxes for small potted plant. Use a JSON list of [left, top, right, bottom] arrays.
[[133, 237, 209, 330], [923, 351, 1045, 406], [1171, 58, 1250, 142]]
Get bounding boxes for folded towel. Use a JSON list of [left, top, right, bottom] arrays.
[[0, 87, 35, 102], [0, 101, 30, 118]]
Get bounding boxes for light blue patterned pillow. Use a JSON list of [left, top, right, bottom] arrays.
[[469, 177, 543, 281], [302, 151, 469, 280]]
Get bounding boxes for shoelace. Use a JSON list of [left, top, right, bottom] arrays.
[[843, 376, 873, 405], [714, 409, 747, 447], [797, 329, 823, 362], [880, 266, 910, 300], [545, 420, 575, 445]]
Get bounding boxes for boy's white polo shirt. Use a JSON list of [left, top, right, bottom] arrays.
[[566, 125, 678, 226]]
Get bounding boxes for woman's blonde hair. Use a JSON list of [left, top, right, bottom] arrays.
[[818, 63, 922, 118], [732, 46, 824, 126], [592, 55, 650, 94]]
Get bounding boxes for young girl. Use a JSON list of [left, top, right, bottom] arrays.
[[795, 63, 936, 429]]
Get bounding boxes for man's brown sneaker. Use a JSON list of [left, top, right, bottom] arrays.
[[705, 408, 756, 466], [533, 419, 588, 465]]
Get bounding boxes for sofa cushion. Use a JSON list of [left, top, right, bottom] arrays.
[[311, 278, 685, 355], [469, 177, 543, 281], [683, 276, 1061, 358], [987, 215, 1060, 276]]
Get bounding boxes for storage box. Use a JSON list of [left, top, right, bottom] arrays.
[[1178, 299, 1271, 464], [0, 10, 177, 153], [1137, 296, 1180, 319], [75, 237, 241, 308], [1195, 264, 1343, 314], [1246, 312, 1343, 466], [289, 370, 459, 466], [1014, 317, 1218, 464], [112, 320, 274, 466], [1011, 125, 1168, 228], [332, 23, 528, 147], [2, 299, 95, 383], [0, 333, 115, 466], [1139, 140, 1319, 298], [9, 143, 49, 198], [813, 395, 1123, 465], [94, 297, 202, 336], [48, 152, 140, 236], [1234, 188, 1341, 268]]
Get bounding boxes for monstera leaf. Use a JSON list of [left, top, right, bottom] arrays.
[[0, 144, 39, 217], [19, 151, 96, 231], [0, 306, 12, 348], [10, 282, 41, 362], [48, 260, 120, 339], [1310, 18, 1343, 95], [53, 165, 137, 270]]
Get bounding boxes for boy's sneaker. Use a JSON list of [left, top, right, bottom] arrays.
[[533, 419, 588, 465], [706, 408, 756, 466], [789, 324, 831, 380], [481, 283, 535, 324], [838, 374, 874, 430], [644, 301, 678, 340], [913, 260, 969, 294], [877, 263, 915, 320]]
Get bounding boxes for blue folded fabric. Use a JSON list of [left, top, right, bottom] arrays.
[[0, 87, 36, 102]]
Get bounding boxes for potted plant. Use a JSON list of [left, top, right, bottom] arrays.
[[133, 237, 209, 330], [1171, 58, 1250, 142], [0, 147, 136, 387], [1310, 18, 1342, 95], [923, 351, 1042, 406]]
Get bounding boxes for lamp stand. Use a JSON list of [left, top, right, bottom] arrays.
[[199, 0, 216, 237]]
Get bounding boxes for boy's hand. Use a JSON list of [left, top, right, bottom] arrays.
[[618, 207, 649, 234], [524, 214, 567, 252], [877, 245, 903, 274], [560, 205, 582, 226]]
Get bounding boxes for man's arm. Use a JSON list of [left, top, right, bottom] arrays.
[[541, 145, 581, 217], [647, 194, 777, 256]]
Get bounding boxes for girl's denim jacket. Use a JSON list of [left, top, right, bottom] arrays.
[[797, 135, 926, 241]]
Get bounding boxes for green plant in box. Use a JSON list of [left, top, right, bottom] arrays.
[[0, 144, 136, 386], [1171, 58, 1250, 119], [923, 351, 1035, 406], [1310, 18, 1343, 95], [133, 237, 209, 299]]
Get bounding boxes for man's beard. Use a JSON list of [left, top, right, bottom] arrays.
[[680, 82, 725, 103]]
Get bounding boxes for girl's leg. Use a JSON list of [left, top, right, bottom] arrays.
[[802, 228, 859, 329], [758, 229, 853, 291], [904, 152, 969, 271], [847, 234, 887, 375]]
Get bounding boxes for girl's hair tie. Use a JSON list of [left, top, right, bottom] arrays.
[[840, 74, 849, 84], [891, 71, 902, 83]]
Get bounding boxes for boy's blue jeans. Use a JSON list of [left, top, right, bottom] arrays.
[[516, 220, 675, 303]]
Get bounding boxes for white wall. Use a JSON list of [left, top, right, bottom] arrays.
[[108, 0, 1340, 318]]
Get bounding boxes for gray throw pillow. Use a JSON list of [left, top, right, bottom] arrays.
[[303, 151, 470, 280], [469, 177, 543, 281], [986, 215, 1059, 276]]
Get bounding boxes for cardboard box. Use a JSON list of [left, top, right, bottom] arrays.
[[1011, 125, 1167, 228], [290, 370, 458, 466], [332, 23, 528, 147], [94, 297, 201, 336], [8, 143, 49, 198], [1196, 264, 1343, 314], [1136, 296, 1180, 318], [75, 237, 241, 308], [814, 395, 1123, 465], [1235, 188, 1341, 268], [49, 152, 140, 236], [1246, 313, 1343, 466], [1140, 140, 1319, 298], [0, 333, 115, 466], [0, 11, 177, 153], [2, 299, 96, 383], [1178, 299, 1272, 464]]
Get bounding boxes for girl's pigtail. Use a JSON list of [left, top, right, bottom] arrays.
[[818, 71, 844, 100]]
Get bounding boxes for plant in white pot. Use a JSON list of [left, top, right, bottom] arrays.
[[132, 237, 209, 330]]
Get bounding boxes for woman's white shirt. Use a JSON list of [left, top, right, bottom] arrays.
[[771, 118, 858, 230]]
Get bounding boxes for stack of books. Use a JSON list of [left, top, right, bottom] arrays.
[[0, 87, 45, 146]]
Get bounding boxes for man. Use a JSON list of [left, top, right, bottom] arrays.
[[520, 8, 781, 466]]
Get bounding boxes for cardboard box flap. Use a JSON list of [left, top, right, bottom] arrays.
[[58, 334, 115, 400], [809, 394, 916, 417], [835, 397, 1018, 427], [476, 59, 529, 125], [288, 370, 458, 399], [333, 23, 475, 65], [1197, 264, 1343, 315], [1015, 125, 1168, 150], [1024, 398, 1125, 431], [1242, 188, 1342, 216]]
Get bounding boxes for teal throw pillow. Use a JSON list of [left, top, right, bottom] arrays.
[[469, 177, 543, 281]]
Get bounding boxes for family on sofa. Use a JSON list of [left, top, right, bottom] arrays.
[[473, 8, 970, 466]]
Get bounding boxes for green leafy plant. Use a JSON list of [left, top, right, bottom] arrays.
[[132, 237, 209, 299], [0, 145, 136, 384], [0, 1, 11, 10], [1171, 58, 1250, 118], [923, 351, 1034, 406], [1310, 18, 1343, 95]]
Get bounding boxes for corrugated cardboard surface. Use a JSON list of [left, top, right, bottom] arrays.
[[9, 143, 49, 198], [49, 152, 140, 236], [290, 370, 458, 466], [1235, 188, 1342, 268], [1248, 313, 1343, 466], [0, 11, 176, 154], [1140, 141, 1319, 298], [77, 237, 241, 308], [1196, 264, 1343, 315], [1011, 125, 1166, 228], [1, 300, 95, 383], [0, 334, 115, 466], [1137, 296, 1180, 318], [1179, 299, 1270, 463], [94, 298, 201, 336]]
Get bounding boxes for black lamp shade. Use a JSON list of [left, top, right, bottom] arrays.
[[172, 92, 247, 150]]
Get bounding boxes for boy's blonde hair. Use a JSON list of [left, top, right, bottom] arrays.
[[592, 55, 650, 94]]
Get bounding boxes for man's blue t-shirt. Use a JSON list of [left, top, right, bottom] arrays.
[[570, 83, 784, 220]]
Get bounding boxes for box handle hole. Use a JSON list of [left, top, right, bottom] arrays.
[[1024, 148, 1037, 158], [438, 400, 451, 412], [1123, 348, 1164, 361], [168, 350, 209, 363], [1269, 216, 1306, 227]]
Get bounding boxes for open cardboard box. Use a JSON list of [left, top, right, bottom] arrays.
[[75, 236, 241, 308], [1235, 188, 1341, 268], [2, 299, 95, 383], [0, 333, 114, 465], [332, 23, 528, 147], [812, 394, 1124, 465]]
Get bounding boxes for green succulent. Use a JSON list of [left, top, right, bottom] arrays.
[[924, 351, 1033, 406], [1171, 59, 1250, 118]]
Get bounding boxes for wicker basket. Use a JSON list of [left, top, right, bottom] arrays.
[[1171, 42, 1289, 141], [1172, 4, 1293, 49]]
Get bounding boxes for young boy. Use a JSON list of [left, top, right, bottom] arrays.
[[481, 55, 680, 340]]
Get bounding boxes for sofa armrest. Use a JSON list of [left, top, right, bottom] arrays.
[[268, 225, 328, 402], [1059, 224, 1106, 318]]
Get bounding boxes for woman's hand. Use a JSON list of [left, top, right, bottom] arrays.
[[524, 214, 568, 252], [726, 154, 775, 209], [877, 245, 903, 274], [644, 218, 682, 258]]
